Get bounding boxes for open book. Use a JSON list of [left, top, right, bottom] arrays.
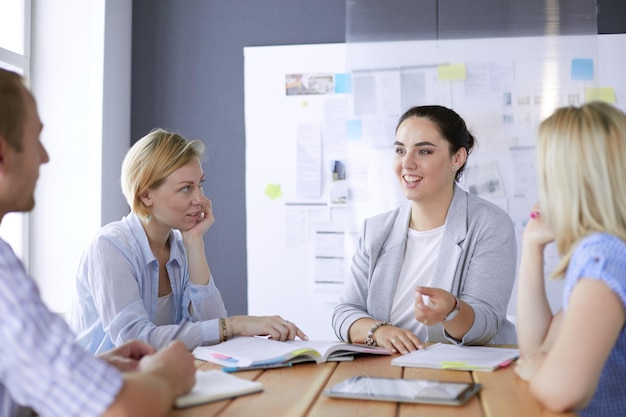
[[391, 343, 519, 372], [192, 336, 391, 371], [175, 370, 263, 408]]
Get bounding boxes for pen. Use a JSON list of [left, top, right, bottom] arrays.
[[222, 363, 292, 373]]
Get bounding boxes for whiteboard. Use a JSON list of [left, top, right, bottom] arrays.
[[244, 35, 626, 340]]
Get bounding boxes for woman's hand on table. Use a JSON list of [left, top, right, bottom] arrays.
[[232, 315, 308, 341], [373, 325, 424, 355]]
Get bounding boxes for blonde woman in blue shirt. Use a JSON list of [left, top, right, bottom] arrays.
[[67, 129, 306, 353], [515, 102, 626, 416]]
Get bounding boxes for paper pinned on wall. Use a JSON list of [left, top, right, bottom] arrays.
[[264, 183, 283, 200], [346, 120, 362, 141], [296, 122, 322, 197], [285, 73, 334, 96], [334, 73, 352, 94], [464, 160, 505, 199], [437, 63, 467, 81], [571, 58, 593, 80], [585, 87, 616, 103]]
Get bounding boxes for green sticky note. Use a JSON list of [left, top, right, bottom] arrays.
[[264, 184, 283, 200], [440, 361, 467, 367], [438, 63, 467, 81], [585, 87, 616, 103]]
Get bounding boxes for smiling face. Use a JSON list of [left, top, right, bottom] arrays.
[[140, 158, 206, 232], [393, 116, 465, 204]]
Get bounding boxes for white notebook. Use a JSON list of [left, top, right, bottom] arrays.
[[175, 370, 264, 408], [192, 336, 390, 371], [391, 343, 519, 372]]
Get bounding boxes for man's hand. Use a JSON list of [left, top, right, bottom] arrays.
[[98, 340, 157, 372]]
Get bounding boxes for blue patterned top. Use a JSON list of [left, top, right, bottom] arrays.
[[563, 233, 626, 417]]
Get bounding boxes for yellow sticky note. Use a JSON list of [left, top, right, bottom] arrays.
[[585, 87, 616, 103], [264, 184, 283, 200], [438, 63, 467, 81]]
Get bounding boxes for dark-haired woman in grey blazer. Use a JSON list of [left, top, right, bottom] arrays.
[[332, 105, 517, 355]]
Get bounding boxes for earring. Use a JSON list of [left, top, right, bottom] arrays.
[[452, 166, 457, 171]]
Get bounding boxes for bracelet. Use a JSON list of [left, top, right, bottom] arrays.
[[219, 318, 228, 342], [365, 321, 390, 347], [229, 317, 236, 338], [442, 296, 461, 322]]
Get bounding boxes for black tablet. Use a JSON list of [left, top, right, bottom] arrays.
[[323, 376, 481, 406]]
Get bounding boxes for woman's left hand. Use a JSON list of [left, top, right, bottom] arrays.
[[183, 197, 215, 239], [233, 315, 309, 342], [414, 287, 458, 325]]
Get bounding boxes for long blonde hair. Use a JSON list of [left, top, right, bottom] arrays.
[[537, 101, 626, 278]]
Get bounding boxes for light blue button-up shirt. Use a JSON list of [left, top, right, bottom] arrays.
[[0, 238, 122, 417], [66, 212, 227, 354]]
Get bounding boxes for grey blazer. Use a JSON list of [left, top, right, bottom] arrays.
[[332, 185, 517, 345]]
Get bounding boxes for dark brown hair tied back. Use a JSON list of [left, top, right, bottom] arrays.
[[396, 105, 475, 180]]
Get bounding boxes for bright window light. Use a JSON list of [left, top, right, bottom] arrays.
[[0, 0, 25, 55]]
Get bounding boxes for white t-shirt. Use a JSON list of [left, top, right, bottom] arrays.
[[155, 292, 176, 325], [390, 224, 445, 341]]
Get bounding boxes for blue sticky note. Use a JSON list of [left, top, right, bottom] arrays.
[[571, 59, 593, 80], [334, 73, 352, 94], [346, 119, 362, 141]]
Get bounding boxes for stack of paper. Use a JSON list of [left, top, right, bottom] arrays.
[[391, 343, 519, 372]]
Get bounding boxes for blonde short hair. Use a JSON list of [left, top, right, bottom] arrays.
[[121, 128, 205, 218], [537, 101, 626, 277]]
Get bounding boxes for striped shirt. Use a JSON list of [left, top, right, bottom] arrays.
[[0, 238, 122, 417]]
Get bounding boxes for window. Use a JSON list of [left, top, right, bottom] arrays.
[[0, 0, 25, 55]]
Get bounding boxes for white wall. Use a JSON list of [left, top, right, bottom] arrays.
[[246, 36, 626, 340], [30, 0, 131, 313]]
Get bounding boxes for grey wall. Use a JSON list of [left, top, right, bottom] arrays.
[[131, 1, 346, 315], [131, 0, 625, 316]]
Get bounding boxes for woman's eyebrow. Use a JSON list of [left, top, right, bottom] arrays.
[[394, 140, 437, 147]]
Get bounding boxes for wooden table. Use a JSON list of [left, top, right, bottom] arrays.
[[171, 355, 576, 417]]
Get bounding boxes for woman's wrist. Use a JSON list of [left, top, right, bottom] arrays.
[[441, 296, 460, 322], [521, 237, 550, 254], [226, 316, 239, 339], [365, 321, 391, 346]]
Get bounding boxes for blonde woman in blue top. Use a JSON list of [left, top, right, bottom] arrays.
[[67, 129, 306, 354], [515, 102, 626, 416]]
